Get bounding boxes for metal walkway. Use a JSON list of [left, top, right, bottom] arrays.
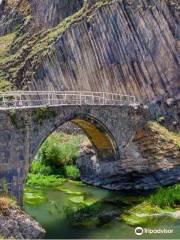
[[0, 91, 136, 109]]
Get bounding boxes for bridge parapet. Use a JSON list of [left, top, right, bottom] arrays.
[[0, 91, 136, 109]]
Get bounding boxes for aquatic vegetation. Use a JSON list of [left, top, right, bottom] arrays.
[[121, 184, 180, 226], [24, 188, 48, 205], [68, 179, 86, 186], [26, 174, 65, 187], [69, 196, 84, 204], [75, 217, 100, 228], [55, 186, 82, 195], [122, 201, 164, 226]]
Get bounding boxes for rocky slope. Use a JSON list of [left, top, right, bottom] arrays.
[[77, 122, 180, 190], [0, 196, 45, 239]]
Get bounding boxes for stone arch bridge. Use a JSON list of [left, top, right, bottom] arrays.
[[0, 91, 148, 203]]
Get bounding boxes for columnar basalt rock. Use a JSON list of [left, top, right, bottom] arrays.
[[0, 0, 179, 126], [11, 1, 180, 101], [29, 0, 84, 30], [0, 104, 147, 202]]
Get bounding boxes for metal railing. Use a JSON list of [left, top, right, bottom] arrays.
[[0, 91, 136, 109]]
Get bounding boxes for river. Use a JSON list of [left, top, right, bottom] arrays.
[[24, 180, 180, 239]]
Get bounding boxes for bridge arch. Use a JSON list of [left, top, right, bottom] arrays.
[[30, 112, 120, 169], [0, 101, 147, 203]]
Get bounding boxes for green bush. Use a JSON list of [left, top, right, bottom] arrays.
[[30, 160, 53, 175], [150, 184, 180, 208], [63, 165, 80, 180], [27, 133, 85, 186], [38, 133, 82, 167]]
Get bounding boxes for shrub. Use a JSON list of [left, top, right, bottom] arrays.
[[38, 133, 82, 167], [30, 160, 53, 175], [63, 165, 80, 180]]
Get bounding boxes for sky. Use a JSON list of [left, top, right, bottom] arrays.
[[0, 0, 2, 5]]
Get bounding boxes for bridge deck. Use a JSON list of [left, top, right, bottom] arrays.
[[0, 91, 137, 109]]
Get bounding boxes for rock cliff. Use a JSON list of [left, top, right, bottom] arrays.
[[0, 0, 179, 125], [77, 122, 180, 190]]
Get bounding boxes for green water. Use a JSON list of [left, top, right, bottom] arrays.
[[24, 181, 180, 239]]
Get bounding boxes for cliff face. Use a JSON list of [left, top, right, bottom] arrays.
[[0, 0, 26, 36], [30, 0, 179, 103], [29, 0, 83, 31], [0, 1, 179, 105]]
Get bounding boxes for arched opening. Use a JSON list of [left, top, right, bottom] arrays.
[[24, 112, 120, 194], [23, 114, 120, 237], [30, 113, 119, 166], [71, 114, 119, 162]]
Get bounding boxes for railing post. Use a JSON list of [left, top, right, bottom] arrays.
[[15, 95, 17, 108], [103, 92, 105, 105], [48, 93, 50, 105], [112, 93, 114, 105], [92, 92, 94, 105], [80, 92, 82, 105], [2, 95, 5, 107], [52, 92, 54, 105]]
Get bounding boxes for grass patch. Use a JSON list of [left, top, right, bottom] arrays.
[[121, 201, 170, 226], [0, 79, 13, 92], [0, 194, 16, 214], [0, 32, 16, 62], [149, 184, 180, 208], [149, 122, 180, 148], [122, 184, 180, 226]]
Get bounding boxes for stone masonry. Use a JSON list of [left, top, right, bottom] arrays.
[[0, 104, 147, 203]]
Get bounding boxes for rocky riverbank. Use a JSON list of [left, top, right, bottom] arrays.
[[0, 196, 45, 239], [77, 121, 180, 190]]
